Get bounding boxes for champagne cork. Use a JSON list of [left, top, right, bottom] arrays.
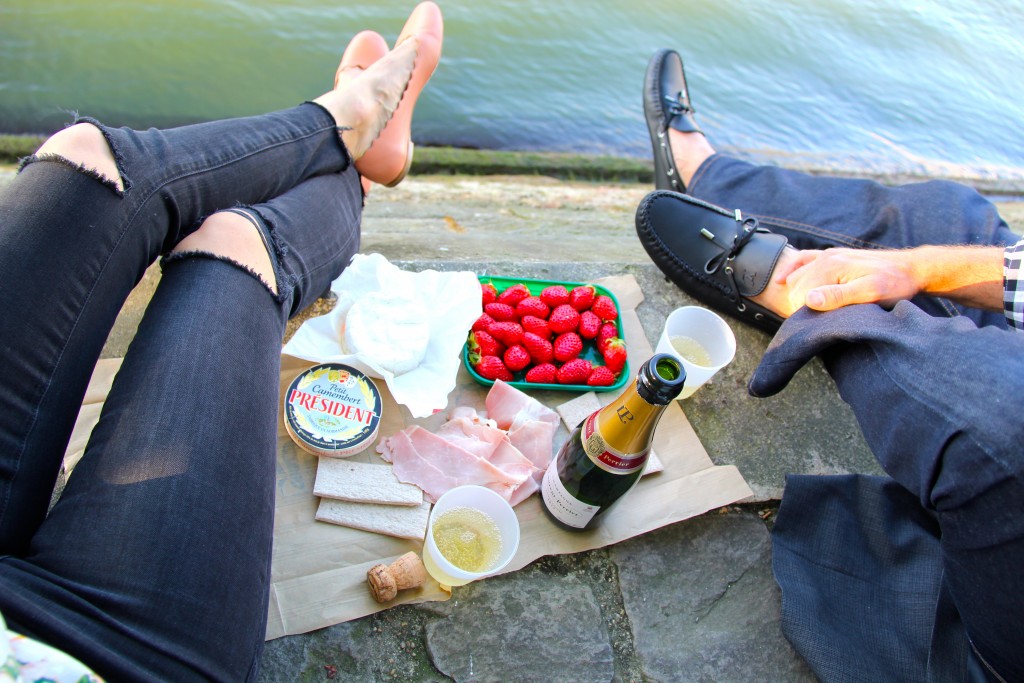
[[366, 551, 427, 602]]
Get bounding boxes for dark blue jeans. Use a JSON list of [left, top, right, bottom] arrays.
[[0, 102, 362, 681], [689, 154, 1024, 682]]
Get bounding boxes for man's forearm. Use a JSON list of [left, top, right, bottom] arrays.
[[912, 245, 1004, 312]]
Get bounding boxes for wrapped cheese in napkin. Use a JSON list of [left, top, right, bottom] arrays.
[[282, 253, 481, 417]]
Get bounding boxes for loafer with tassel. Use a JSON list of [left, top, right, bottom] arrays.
[[643, 49, 703, 193], [636, 190, 788, 333]]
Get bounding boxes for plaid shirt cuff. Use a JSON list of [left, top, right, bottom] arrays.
[[1004, 238, 1024, 331]]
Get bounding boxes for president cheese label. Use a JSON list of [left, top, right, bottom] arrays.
[[284, 363, 382, 457]]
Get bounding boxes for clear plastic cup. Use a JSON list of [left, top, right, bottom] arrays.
[[655, 306, 736, 399], [422, 485, 520, 588]]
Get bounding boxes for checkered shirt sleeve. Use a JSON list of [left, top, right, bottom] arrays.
[[1004, 238, 1024, 331]]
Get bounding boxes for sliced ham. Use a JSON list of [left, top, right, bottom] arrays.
[[487, 380, 559, 470], [508, 476, 540, 507], [486, 379, 559, 431], [376, 381, 558, 506], [378, 425, 530, 503]]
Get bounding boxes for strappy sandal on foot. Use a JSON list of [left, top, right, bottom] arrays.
[[635, 190, 788, 333], [355, 1, 443, 188], [643, 49, 702, 193]]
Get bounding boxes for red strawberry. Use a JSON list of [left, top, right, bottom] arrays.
[[596, 322, 618, 352], [472, 312, 495, 333], [553, 332, 583, 362], [497, 283, 531, 306], [587, 366, 617, 386], [476, 355, 513, 382], [481, 282, 498, 306], [557, 358, 593, 384], [591, 294, 618, 322], [484, 302, 517, 322], [603, 337, 627, 374], [468, 330, 502, 358], [569, 285, 596, 311], [521, 315, 551, 339], [487, 321, 524, 346], [525, 363, 558, 384], [515, 296, 550, 320], [578, 310, 601, 339], [504, 344, 532, 372], [540, 285, 570, 308], [548, 304, 580, 334], [522, 331, 554, 364]]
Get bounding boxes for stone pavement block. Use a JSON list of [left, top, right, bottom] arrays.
[[425, 573, 615, 683], [257, 619, 374, 681], [259, 603, 451, 682], [612, 510, 816, 682]]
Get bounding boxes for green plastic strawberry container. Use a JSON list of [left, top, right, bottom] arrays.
[[463, 275, 630, 393]]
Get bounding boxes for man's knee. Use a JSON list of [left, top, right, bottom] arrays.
[[36, 123, 123, 192]]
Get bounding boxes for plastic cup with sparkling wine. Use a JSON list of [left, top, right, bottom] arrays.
[[655, 306, 736, 398], [422, 485, 520, 588]]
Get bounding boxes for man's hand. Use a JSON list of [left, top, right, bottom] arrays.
[[772, 245, 1005, 313]]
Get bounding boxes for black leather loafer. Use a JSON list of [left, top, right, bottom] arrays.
[[636, 190, 788, 333], [643, 49, 703, 192]]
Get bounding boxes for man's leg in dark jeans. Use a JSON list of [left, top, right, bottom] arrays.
[[688, 155, 1024, 680]]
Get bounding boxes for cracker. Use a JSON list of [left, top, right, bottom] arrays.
[[314, 458, 422, 506], [556, 392, 600, 431], [643, 450, 664, 475], [316, 499, 431, 540]]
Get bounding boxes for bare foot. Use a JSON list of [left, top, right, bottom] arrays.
[[313, 37, 418, 161], [746, 246, 809, 318], [669, 128, 716, 189]]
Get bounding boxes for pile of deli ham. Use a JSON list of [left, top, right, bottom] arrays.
[[377, 380, 560, 506]]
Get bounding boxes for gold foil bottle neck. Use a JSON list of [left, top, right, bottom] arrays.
[[590, 353, 684, 458]]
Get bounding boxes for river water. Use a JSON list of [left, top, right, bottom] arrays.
[[2, 0, 1022, 178]]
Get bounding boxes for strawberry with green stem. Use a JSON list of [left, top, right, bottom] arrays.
[[497, 283, 531, 306], [467, 330, 503, 358], [603, 337, 627, 375], [569, 285, 596, 312], [591, 294, 618, 321]]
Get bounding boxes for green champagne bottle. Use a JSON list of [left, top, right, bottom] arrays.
[[541, 354, 685, 530]]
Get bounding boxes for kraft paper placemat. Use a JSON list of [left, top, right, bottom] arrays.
[[65, 274, 753, 640]]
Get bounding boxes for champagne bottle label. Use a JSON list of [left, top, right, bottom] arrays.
[[541, 459, 600, 528], [582, 413, 649, 474]]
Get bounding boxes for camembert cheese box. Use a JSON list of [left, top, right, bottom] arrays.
[[284, 363, 382, 457]]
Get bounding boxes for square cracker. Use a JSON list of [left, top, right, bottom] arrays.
[[314, 458, 423, 506], [316, 498, 431, 540]]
